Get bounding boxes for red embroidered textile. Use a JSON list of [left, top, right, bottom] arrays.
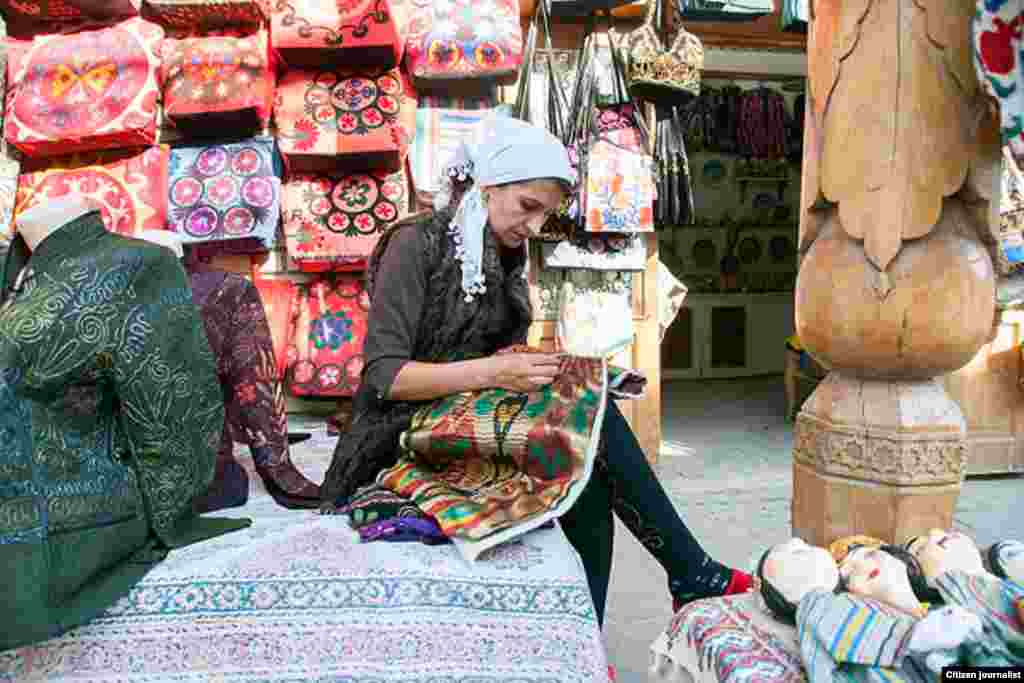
[[15, 146, 171, 237], [140, 0, 267, 30], [285, 274, 369, 398], [0, 0, 137, 33], [161, 30, 274, 135], [275, 68, 416, 174], [282, 165, 410, 272], [252, 276, 297, 378], [4, 18, 163, 159], [270, 0, 403, 70]]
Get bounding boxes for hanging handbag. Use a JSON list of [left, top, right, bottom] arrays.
[[622, 0, 703, 106], [286, 274, 370, 398], [403, 0, 522, 86], [653, 105, 695, 226], [555, 276, 634, 358], [167, 137, 282, 251], [161, 31, 274, 137], [270, 0, 403, 70], [275, 68, 416, 174], [140, 0, 266, 29], [4, 18, 163, 159], [15, 146, 170, 237], [542, 233, 647, 270], [282, 165, 411, 272]]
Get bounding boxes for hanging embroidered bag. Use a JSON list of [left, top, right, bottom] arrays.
[[286, 274, 370, 398], [15, 146, 170, 237], [403, 0, 523, 86], [4, 18, 163, 159], [167, 137, 282, 251], [270, 0, 403, 70], [622, 0, 703, 106], [140, 0, 267, 30], [161, 31, 274, 137], [275, 68, 416, 174], [282, 165, 410, 272], [542, 233, 647, 271]]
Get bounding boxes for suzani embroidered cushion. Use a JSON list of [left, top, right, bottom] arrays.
[[275, 68, 416, 174], [975, 0, 1024, 171], [15, 146, 170, 237], [252, 277, 296, 378], [4, 18, 163, 159], [404, 0, 522, 85], [167, 137, 281, 249], [0, 0, 137, 31], [161, 31, 274, 136], [378, 348, 609, 562], [0, 151, 19, 241], [270, 0, 403, 70], [282, 166, 409, 272], [140, 0, 267, 30], [285, 274, 369, 398]]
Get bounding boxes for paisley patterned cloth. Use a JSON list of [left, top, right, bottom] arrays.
[[275, 68, 417, 174], [0, 212, 249, 651], [4, 18, 163, 159], [404, 0, 523, 84], [188, 268, 320, 512], [167, 137, 282, 250], [377, 349, 609, 561], [270, 0, 404, 70], [650, 593, 806, 683], [161, 31, 274, 135], [285, 274, 370, 398], [282, 166, 411, 272], [975, 0, 1024, 172], [0, 444, 610, 682], [15, 146, 170, 237], [140, 0, 267, 30]]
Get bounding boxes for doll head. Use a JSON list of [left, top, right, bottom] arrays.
[[758, 538, 840, 624], [839, 544, 935, 615], [905, 529, 986, 583], [987, 540, 1024, 584]]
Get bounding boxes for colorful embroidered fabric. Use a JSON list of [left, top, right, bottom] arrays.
[[650, 594, 806, 683], [357, 517, 450, 544], [409, 95, 501, 202], [542, 233, 647, 271], [975, 0, 1024, 172], [0, 0, 137, 31], [583, 125, 656, 233], [404, 0, 523, 84], [0, 447, 609, 681], [140, 0, 267, 30], [285, 274, 370, 398], [339, 482, 428, 530], [275, 68, 416, 174], [282, 166, 410, 272], [252, 277, 297, 377], [15, 146, 170, 237], [167, 137, 282, 250], [0, 150, 19, 241], [270, 0, 403, 70], [161, 31, 274, 135], [378, 348, 609, 562], [4, 18, 163, 159]]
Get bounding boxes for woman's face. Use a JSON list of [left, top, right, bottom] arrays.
[[484, 179, 565, 249], [906, 529, 984, 580]]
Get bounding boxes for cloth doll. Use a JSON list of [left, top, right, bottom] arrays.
[[757, 538, 983, 683], [905, 529, 1024, 667]]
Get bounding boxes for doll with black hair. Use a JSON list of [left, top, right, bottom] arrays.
[[757, 539, 983, 683]]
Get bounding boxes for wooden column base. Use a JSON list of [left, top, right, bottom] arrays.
[[790, 373, 968, 546], [791, 462, 961, 546]]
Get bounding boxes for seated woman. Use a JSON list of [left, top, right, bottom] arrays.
[[320, 116, 752, 624]]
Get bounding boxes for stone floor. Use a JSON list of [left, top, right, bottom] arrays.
[[602, 376, 1024, 683]]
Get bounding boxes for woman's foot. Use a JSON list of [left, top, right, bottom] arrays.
[[671, 569, 754, 612]]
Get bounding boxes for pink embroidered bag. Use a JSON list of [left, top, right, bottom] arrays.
[[270, 0, 403, 69]]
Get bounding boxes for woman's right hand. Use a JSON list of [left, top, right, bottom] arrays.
[[490, 353, 563, 393]]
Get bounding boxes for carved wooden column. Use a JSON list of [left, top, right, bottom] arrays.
[[792, 0, 999, 545]]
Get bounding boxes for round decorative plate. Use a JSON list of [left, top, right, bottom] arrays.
[[738, 236, 763, 265], [693, 239, 717, 268]]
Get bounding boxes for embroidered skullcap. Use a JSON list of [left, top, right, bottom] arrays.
[[436, 114, 575, 301]]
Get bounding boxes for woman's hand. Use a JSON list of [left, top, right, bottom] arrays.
[[490, 353, 563, 393]]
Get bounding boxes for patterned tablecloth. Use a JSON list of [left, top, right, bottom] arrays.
[[0, 433, 610, 682], [649, 594, 806, 683]]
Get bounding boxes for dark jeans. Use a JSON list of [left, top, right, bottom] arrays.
[[559, 401, 731, 626]]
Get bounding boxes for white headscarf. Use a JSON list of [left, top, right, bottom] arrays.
[[435, 115, 576, 302]]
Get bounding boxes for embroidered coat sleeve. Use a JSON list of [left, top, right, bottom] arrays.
[[933, 570, 1024, 667], [797, 589, 918, 683], [110, 246, 225, 545]]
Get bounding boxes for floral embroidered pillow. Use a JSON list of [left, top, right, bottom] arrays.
[[271, 0, 403, 70], [4, 18, 163, 159], [167, 137, 282, 250], [140, 0, 267, 30]]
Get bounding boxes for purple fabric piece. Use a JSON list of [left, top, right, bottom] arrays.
[[357, 517, 451, 545]]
